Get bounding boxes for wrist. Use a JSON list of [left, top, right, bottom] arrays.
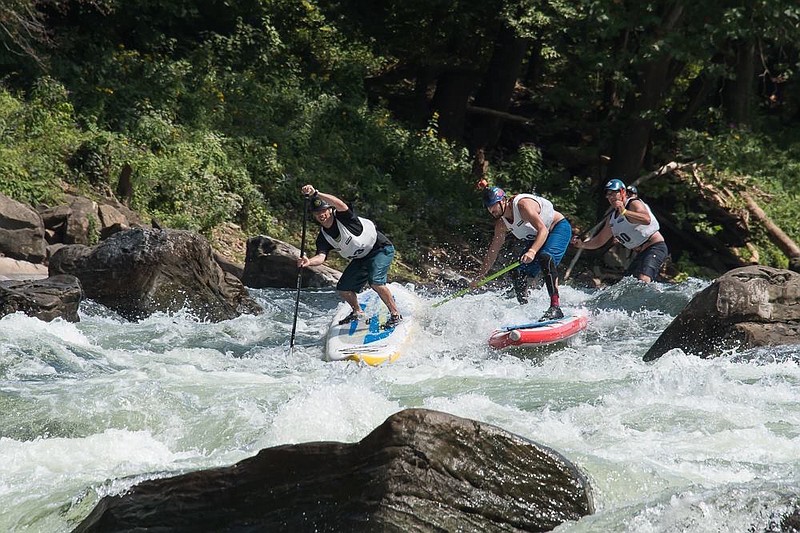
[[620, 208, 628, 216]]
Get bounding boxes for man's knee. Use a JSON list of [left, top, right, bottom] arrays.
[[537, 251, 555, 272]]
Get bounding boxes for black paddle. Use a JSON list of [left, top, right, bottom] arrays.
[[289, 195, 310, 355]]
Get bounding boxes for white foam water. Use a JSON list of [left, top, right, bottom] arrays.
[[2, 277, 800, 532]]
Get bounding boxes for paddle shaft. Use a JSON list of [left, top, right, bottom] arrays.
[[564, 207, 612, 280], [289, 196, 310, 353], [432, 261, 521, 308]]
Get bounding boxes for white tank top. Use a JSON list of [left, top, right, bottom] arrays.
[[322, 216, 378, 259], [609, 199, 660, 249], [502, 194, 555, 240]]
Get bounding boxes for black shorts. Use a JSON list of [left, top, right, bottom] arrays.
[[625, 242, 668, 280]]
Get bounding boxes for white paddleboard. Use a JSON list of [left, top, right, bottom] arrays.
[[325, 282, 416, 365]]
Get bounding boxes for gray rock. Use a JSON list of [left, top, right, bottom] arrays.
[[0, 274, 83, 322], [242, 235, 340, 288], [0, 257, 48, 281], [49, 227, 262, 322], [74, 408, 594, 532], [644, 265, 800, 361], [0, 193, 46, 263]]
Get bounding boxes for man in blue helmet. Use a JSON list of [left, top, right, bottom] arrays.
[[297, 184, 402, 329], [471, 185, 573, 320], [571, 178, 668, 283]]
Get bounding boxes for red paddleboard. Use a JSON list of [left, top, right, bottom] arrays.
[[488, 314, 588, 349]]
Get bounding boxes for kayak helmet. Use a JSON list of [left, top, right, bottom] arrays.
[[309, 197, 332, 212], [604, 178, 626, 192], [482, 186, 506, 208], [626, 184, 638, 197]]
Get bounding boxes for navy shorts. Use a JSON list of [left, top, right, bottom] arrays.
[[518, 219, 572, 278], [336, 245, 395, 292], [625, 241, 668, 280]]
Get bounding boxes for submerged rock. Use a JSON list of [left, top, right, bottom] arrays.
[[74, 408, 594, 532]]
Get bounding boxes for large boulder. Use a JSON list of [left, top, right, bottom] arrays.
[[644, 265, 800, 361], [242, 235, 341, 288], [0, 274, 83, 322], [74, 408, 594, 532], [48, 228, 262, 322], [0, 193, 46, 263]]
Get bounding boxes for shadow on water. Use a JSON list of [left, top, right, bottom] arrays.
[[585, 276, 710, 316]]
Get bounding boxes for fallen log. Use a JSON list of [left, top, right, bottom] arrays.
[[742, 192, 800, 260], [466, 105, 533, 125]]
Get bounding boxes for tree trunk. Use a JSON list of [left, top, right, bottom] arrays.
[[431, 69, 481, 140], [667, 67, 717, 130], [608, 57, 675, 179], [412, 66, 437, 125], [722, 39, 757, 126], [522, 40, 544, 88], [468, 24, 529, 152], [607, 4, 685, 179]]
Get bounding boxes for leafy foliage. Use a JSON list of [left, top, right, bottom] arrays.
[[1, 0, 800, 279]]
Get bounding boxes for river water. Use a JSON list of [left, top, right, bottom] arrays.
[[2, 277, 800, 532]]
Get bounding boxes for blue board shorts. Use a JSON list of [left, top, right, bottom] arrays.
[[337, 245, 395, 292], [518, 219, 572, 277], [625, 241, 668, 280]]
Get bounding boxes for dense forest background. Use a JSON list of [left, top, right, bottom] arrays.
[[1, 0, 799, 281]]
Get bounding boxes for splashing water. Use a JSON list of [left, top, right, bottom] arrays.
[[2, 278, 800, 532]]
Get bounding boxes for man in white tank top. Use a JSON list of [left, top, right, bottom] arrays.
[[297, 184, 402, 329], [571, 179, 669, 283], [471, 185, 573, 321]]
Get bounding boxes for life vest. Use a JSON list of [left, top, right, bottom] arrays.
[[609, 199, 660, 249], [322, 216, 378, 259], [502, 194, 555, 240]]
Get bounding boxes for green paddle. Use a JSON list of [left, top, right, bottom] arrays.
[[432, 261, 521, 308]]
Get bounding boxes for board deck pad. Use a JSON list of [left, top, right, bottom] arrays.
[[325, 283, 416, 365]]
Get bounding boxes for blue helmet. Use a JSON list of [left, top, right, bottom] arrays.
[[482, 186, 506, 208], [604, 178, 626, 192]]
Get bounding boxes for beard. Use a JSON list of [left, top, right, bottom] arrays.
[[489, 201, 505, 219]]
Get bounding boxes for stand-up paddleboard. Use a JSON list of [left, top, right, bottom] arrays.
[[488, 313, 588, 349], [326, 283, 417, 365]]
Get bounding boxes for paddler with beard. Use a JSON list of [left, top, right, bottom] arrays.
[[470, 184, 573, 321]]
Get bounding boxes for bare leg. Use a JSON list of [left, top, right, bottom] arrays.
[[370, 284, 400, 316], [338, 290, 360, 313], [637, 274, 652, 283]]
